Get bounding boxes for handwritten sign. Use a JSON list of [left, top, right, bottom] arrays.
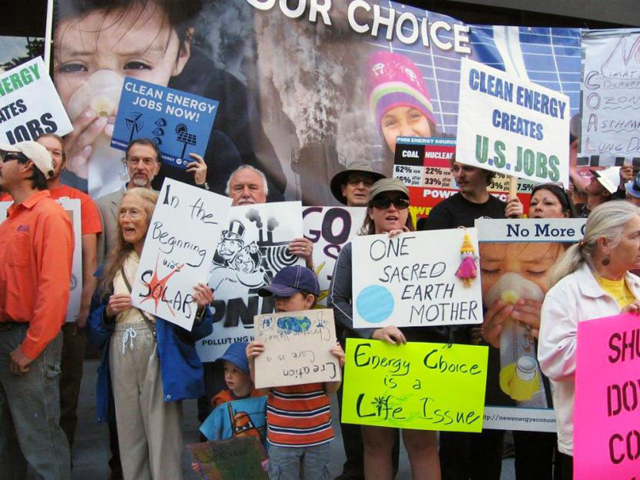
[[1, 199, 82, 323], [352, 229, 483, 329], [111, 77, 219, 170], [575, 313, 640, 479], [0, 57, 72, 143], [187, 437, 268, 480], [457, 58, 570, 187], [342, 339, 488, 432], [131, 179, 231, 330], [581, 31, 640, 160], [254, 309, 340, 389], [302, 206, 366, 306], [394, 136, 533, 223], [197, 202, 304, 362]]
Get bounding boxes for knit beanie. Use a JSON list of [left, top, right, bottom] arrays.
[[367, 51, 436, 130]]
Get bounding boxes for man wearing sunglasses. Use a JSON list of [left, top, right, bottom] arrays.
[[330, 163, 385, 207], [0, 141, 74, 479]]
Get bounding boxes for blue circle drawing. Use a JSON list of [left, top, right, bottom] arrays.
[[356, 285, 394, 324]]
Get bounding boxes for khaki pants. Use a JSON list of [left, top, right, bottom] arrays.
[[110, 322, 183, 480]]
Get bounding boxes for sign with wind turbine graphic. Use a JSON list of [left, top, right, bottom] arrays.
[[111, 77, 219, 170]]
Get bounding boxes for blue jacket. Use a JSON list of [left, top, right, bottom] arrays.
[[88, 270, 213, 423]]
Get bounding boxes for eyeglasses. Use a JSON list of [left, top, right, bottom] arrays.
[[347, 175, 374, 187], [0, 152, 28, 163], [370, 196, 410, 210]]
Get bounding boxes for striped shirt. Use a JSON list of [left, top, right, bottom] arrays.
[[266, 383, 334, 447]]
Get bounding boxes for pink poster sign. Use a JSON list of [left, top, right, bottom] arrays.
[[575, 313, 640, 480]]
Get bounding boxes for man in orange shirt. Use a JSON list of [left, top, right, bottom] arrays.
[[0, 141, 74, 480]]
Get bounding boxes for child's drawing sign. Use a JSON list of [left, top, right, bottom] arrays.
[[131, 179, 232, 330], [254, 308, 341, 389]]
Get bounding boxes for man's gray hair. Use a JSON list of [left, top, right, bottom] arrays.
[[225, 165, 269, 196]]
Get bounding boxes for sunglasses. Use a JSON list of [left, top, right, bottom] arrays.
[[371, 196, 410, 210], [0, 151, 28, 163]]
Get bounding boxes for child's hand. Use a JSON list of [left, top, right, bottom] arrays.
[[191, 461, 202, 474], [330, 343, 345, 367], [246, 340, 265, 359]]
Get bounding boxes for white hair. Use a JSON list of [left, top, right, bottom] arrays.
[[550, 200, 640, 287], [224, 165, 269, 196]]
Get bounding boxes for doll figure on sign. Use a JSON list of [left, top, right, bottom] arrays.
[[456, 231, 478, 287]]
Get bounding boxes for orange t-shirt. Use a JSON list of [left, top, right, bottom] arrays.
[[266, 383, 334, 447], [0, 191, 74, 358], [1, 185, 102, 236]]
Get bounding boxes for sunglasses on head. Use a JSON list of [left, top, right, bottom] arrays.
[[370, 196, 410, 210], [0, 151, 28, 163]]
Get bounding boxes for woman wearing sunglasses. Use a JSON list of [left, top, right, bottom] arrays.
[[329, 178, 441, 480]]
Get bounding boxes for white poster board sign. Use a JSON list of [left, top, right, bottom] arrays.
[[303, 206, 366, 306], [0, 57, 72, 143], [581, 30, 640, 159], [476, 218, 584, 432], [254, 308, 340, 389], [352, 228, 483, 329], [59, 199, 82, 323], [197, 202, 304, 362], [131, 179, 232, 330], [0, 199, 82, 323], [457, 58, 570, 187]]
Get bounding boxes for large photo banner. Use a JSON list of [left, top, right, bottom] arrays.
[[53, 1, 582, 203], [476, 218, 585, 431], [198, 201, 304, 362]]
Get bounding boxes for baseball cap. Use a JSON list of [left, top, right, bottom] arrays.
[[590, 166, 621, 195], [625, 173, 640, 199], [216, 342, 249, 375], [258, 265, 320, 298], [368, 178, 409, 202], [0, 141, 54, 179]]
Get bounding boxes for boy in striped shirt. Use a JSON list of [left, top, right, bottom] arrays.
[[247, 265, 345, 480]]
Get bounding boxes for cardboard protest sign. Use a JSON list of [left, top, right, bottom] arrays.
[[575, 313, 640, 480], [302, 206, 366, 306], [581, 31, 640, 162], [131, 179, 232, 330], [187, 437, 268, 480], [476, 218, 585, 431], [0, 57, 72, 143], [111, 77, 219, 170], [0, 199, 83, 323], [457, 58, 570, 187], [342, 339, 488, 432], [197, 202, 304, 362], [394, 136, 533, 223], [254, 309, 341, 389], [352, 229, 483, 329]]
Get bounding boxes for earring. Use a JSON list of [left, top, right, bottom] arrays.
[[602, 257, 611, 266]]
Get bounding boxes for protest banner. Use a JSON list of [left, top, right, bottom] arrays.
[[0, 57, 72, 144], [0, 199, 83, 323], [476, 218, 585, 431], [302, 206, 366, 306], [575, 313, 640, 480], [130, 179, 232, 330], [342, 339, 488, 432], [352, 229, 482, 329], [187, 436, 268, 480], [581, 30, 640, 164], [197, 202, 304, 362], [54, 0, 582, 201], [457, 58, 570, 187], [111, 77, 219, 170], [393, 136, 534, 223], [253, 308, 340, 389]]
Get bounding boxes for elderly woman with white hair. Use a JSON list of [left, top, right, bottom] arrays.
[[539, 201, 640, 478]]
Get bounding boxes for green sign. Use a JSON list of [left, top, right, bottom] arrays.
[[342, 339, 488, 432]]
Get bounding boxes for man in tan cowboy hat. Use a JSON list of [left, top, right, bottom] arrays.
[[330, 161, 385, 207]]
